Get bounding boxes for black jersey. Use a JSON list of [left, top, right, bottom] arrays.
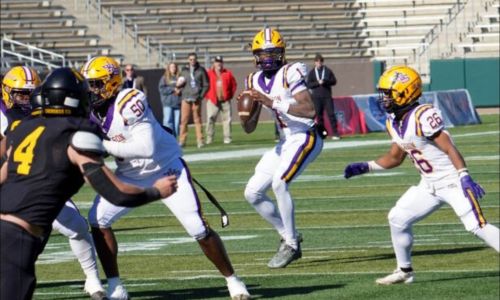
[[1, 101, 28, 136], [0, 116, 101, 230]]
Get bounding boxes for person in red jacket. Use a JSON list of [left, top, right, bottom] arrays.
[[205, 56, 237, 144]]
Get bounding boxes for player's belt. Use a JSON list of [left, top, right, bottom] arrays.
[[0, 213, 45, 238]]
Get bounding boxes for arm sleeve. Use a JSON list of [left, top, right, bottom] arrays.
[[103, 121, 156, 158], [287, 62, 308, 96], [229, 72, 237, 98], [199, 68, 210, 98], [159, 77, 175, 96]]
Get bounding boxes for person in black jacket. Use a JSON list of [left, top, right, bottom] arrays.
[[306, 53, 340, 140]]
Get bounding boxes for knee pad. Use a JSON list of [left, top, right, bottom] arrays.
[[271, 178, 287, 195], [460, 210, 482, 234], [53, 215, 89, 239], [388, 206, 414, 230], [244, 185, 263, 205]]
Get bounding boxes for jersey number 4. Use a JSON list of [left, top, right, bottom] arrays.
[[13, 126, 45, 175]]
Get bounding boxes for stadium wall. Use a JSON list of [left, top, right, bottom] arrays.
[[139, 59, 375, 123], [430, 58, 500, 107]]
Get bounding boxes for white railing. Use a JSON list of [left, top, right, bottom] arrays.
[[1, 37, 66, 70]]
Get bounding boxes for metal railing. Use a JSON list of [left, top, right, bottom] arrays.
[[82, 0, 176, 66], [417, 0, 488, 72], [1, 37, 66, 70]]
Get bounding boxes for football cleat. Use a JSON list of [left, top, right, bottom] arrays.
[[375, 269, 414, 285], [277, 232, 303, 253], [268, 243, 302, 268], [107, 284, 130, 300], [90, 291, 109, 300], [84, 277, 108, 300], [227, 277, 251, 300]]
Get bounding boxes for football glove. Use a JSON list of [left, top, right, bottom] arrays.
[[344, 162, 369, 179], [460, 173, 485, 201]]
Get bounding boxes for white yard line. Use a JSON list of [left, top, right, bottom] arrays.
[[105, 130, 500, 169], [36, 268, 499, 288]]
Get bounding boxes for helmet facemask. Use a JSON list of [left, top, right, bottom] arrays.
[[7, 87, 33, 114], [253, 47, 285, 72], [87, 78, 111, 112]]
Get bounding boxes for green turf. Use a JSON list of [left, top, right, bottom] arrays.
[[35, 115, 499, 299]]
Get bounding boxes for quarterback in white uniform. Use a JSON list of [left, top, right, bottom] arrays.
[[344, 66, 499, 285], [239, 28, 323, 269], [82, 56, 250, 300]]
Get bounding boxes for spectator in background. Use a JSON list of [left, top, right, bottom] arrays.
[[122, 64, 147, 96], [205, 56, 237, 144], [306, 53, 340, 140], [158, 62, 183, 137], [179, 53, 209, 148]]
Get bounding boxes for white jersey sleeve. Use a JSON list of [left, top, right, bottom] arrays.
[[103, 121, 155, 158], [117, 89, 148, 126], [103, 89, 156, 158], [285, 62, 308, 95], [0, 110, 7, 137], [418, 106, 444, 137]]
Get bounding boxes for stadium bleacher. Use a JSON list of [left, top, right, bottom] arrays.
[[1, 0, 498, 72]]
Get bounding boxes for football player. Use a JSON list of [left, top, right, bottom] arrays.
[[344, 66, 499, 285], [0, 67, 177, 300], [0, 66, 108, 299], [82, 56, 250, 300], [238, 28, 323, 268]]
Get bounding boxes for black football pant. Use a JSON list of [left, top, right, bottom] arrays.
[[1, 220, 45, 300], [313, 96, 338, 136]]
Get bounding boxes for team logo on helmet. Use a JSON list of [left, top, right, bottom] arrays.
[[392, 72, 410, 84]]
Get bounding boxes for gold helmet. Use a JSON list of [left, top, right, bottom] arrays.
[[377, 65, 422, 113], [2, 66, 41, 112], [81, 56, 122, 109], [251, 27, 286, 71]]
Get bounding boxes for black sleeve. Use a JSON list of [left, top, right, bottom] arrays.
[[82, 162, 161, 207], [324, 68, 337, 87]]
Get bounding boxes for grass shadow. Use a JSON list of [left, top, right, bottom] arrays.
[[130, 283, 345, 299]]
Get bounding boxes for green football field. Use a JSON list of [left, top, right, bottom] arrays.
[[35, 114, 499, 300]]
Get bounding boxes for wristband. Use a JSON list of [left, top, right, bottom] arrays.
[[272, 99, 290, 113], [368, 160, 385, 171], [458, 169, 470, 178]]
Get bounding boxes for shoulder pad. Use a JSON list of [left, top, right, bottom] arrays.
[[70, 131, 106, 156]]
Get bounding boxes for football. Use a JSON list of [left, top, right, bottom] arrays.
[[237, 92, 257, 123]]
